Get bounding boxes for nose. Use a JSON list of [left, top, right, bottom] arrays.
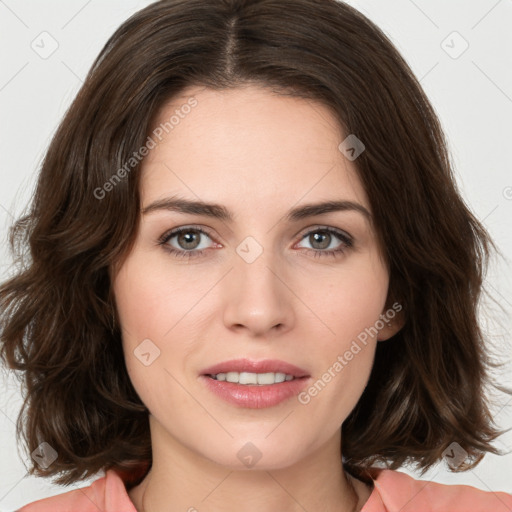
[[221, 244, 295, 337]]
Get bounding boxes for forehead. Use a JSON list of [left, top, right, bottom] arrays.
[[140, 85, 370, 216]]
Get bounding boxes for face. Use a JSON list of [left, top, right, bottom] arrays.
[[112, 84, 400, 471]]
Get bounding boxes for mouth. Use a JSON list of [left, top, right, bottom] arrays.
[[206, 371, 305, 385], [200, 358, 310, 383], [199, 359, 311, 409]]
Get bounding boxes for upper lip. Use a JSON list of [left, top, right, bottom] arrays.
[[201, 358, 310, 378]]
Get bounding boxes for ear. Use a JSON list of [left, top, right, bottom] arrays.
[[376, 303, 405, 342]]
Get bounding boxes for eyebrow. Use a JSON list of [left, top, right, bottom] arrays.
[[141, 197, 371, 223]]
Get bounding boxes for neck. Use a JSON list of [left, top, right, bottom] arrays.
[[129, 418, 371, 512]]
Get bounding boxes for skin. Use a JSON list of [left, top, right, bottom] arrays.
[[112, 84, 403, 512]]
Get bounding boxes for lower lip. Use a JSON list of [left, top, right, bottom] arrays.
[[200, 375, 311, 409]]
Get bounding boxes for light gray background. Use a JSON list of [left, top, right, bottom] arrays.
[[1, 0, 511, 509]]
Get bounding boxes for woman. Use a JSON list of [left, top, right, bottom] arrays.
[[1, 0, 511, 511]]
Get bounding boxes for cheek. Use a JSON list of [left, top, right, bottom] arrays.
[[112, 253, 171, 390], [113, 284, 181, 418], [296, 254, 388, 414], [305, 251, 389, 342], [112, 249, 182, 338], [112, 249, 205, 403]]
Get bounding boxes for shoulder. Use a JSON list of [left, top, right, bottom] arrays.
[[362, 468, 512, 512], [16, 470, 137, 512]]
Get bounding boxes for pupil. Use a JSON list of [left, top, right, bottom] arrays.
[[179, 231, 199, 249], [312, 232, 330, 249]]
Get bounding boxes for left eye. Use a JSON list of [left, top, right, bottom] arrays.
[[157, 225, 353, 260], [295, 228, 352, 254]]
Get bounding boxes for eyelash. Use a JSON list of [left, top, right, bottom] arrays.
[[157, 225, 353, 261]]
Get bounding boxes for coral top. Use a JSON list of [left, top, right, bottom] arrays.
[[16, 466, 512, 512]]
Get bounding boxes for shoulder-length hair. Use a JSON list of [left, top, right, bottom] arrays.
[[1, 0, 510, 487]]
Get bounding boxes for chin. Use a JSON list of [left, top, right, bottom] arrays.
[[197, 437, 307, 471]]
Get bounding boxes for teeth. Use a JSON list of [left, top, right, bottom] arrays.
[[211, 372, 295, 385]]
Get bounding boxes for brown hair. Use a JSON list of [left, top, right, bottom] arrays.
[[1, 0, 510, 487]]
